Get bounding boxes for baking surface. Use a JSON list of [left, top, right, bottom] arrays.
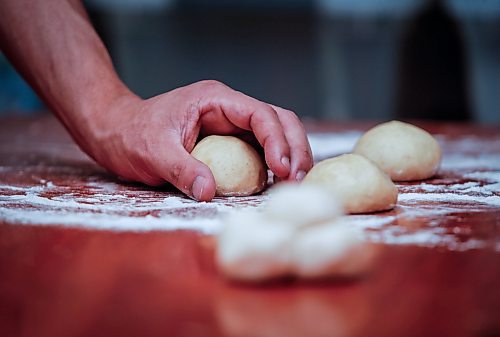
[[0, 115, 499, 336]]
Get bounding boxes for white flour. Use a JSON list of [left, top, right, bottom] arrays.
[[1, 132, 499, 252]]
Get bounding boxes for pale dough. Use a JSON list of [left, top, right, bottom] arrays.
[[263, 183, 343, 228], [303, 154, 398, 214], [216, 184, 374, 282], [217, 211, 294, 282], [353, 120, 442, 181], [191, 135, 267, 196], [291, 220, 374, 279]]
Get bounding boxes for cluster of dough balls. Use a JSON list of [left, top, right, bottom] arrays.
[[216, 184, 375, 282], [209, 121, 440, 282], [303, 121, 441, 213], [191, 135, 267, 196]]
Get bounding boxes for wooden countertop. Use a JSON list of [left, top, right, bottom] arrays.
[[0, 115, 499, 337]]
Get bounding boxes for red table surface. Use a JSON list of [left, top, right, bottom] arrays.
[[0, 115, 499, 337]]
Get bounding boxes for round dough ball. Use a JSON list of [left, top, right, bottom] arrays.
[[217, 211, 294, 282], [291, 222, 375, 279], [191, 135, 267, 196], [353, 120, 441, 181], [303, 154, 398, 214], [263, 183, 343, 228]]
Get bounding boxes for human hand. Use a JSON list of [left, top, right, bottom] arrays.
[[83, 80, 313, 201], [0, 0, 313, 201]]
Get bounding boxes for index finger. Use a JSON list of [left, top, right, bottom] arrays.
[[201, 83, 291, 178]]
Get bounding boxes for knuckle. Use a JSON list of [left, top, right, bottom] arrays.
[[285, 109, 301, 124], [277, 107, 303, 127], [198, 79, 226, 91]]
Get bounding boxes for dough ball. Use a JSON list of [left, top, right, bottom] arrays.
[[291, 222, 374, 279], [216, 211, 294, 282], [303, 154, 398, 214], [263, 183, 343, 228], [216, 211, 374, 282], [353, 120, 441, 181], [191, 135, 267, 196], [216, 171, 381, 282]]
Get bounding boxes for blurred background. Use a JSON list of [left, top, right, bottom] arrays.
[[1, 0, 499, 122]]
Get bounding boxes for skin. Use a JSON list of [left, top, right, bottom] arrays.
[[0, 0, 313, 201]]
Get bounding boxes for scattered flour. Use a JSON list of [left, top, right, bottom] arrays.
[[436, 135, 500, 154], [441, 154, 500, 170], [1, 132, 499, 252], [0, 208, 222, 233], [464, 171, 500, 182], [343, 215, 396, 229], [367, 227, 489, 251], [398, 193, 500, 207]]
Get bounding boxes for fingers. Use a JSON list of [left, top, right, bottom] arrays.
[[153, 141, 216, 201], [271, 105, 313, 181], [200, 82, 291, 178], [135, 80, 311, 201], [246, 103, 291, 179]]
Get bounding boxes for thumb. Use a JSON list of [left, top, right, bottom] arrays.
[[157, 144, 216, 201]]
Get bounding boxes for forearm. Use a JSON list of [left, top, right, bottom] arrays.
[[0, 0, 313, 200], [0, 0, 132, 153]]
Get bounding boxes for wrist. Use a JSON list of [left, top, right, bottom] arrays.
[[62, 84, 140, 164]]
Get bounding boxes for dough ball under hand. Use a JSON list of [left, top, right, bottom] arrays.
[[303, 154, 398, 214], [191, 135, 267, 197], [353, 120, 441, 181]]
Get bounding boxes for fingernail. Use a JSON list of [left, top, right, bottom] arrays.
[[295, 170, 306, 182], [192, 176, 206, 200], [281, 156, 290, 169]]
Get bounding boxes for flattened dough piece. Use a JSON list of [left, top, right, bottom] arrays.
[[353, 120, 442, 181], [191, 135, 267, 196], [303, 154, 398, 214]]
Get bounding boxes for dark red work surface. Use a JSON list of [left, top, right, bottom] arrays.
[[0, 225, 499, 337], [0, 115, 499, 337]]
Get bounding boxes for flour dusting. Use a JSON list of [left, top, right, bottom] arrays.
[[1, 132, 499, 252]]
